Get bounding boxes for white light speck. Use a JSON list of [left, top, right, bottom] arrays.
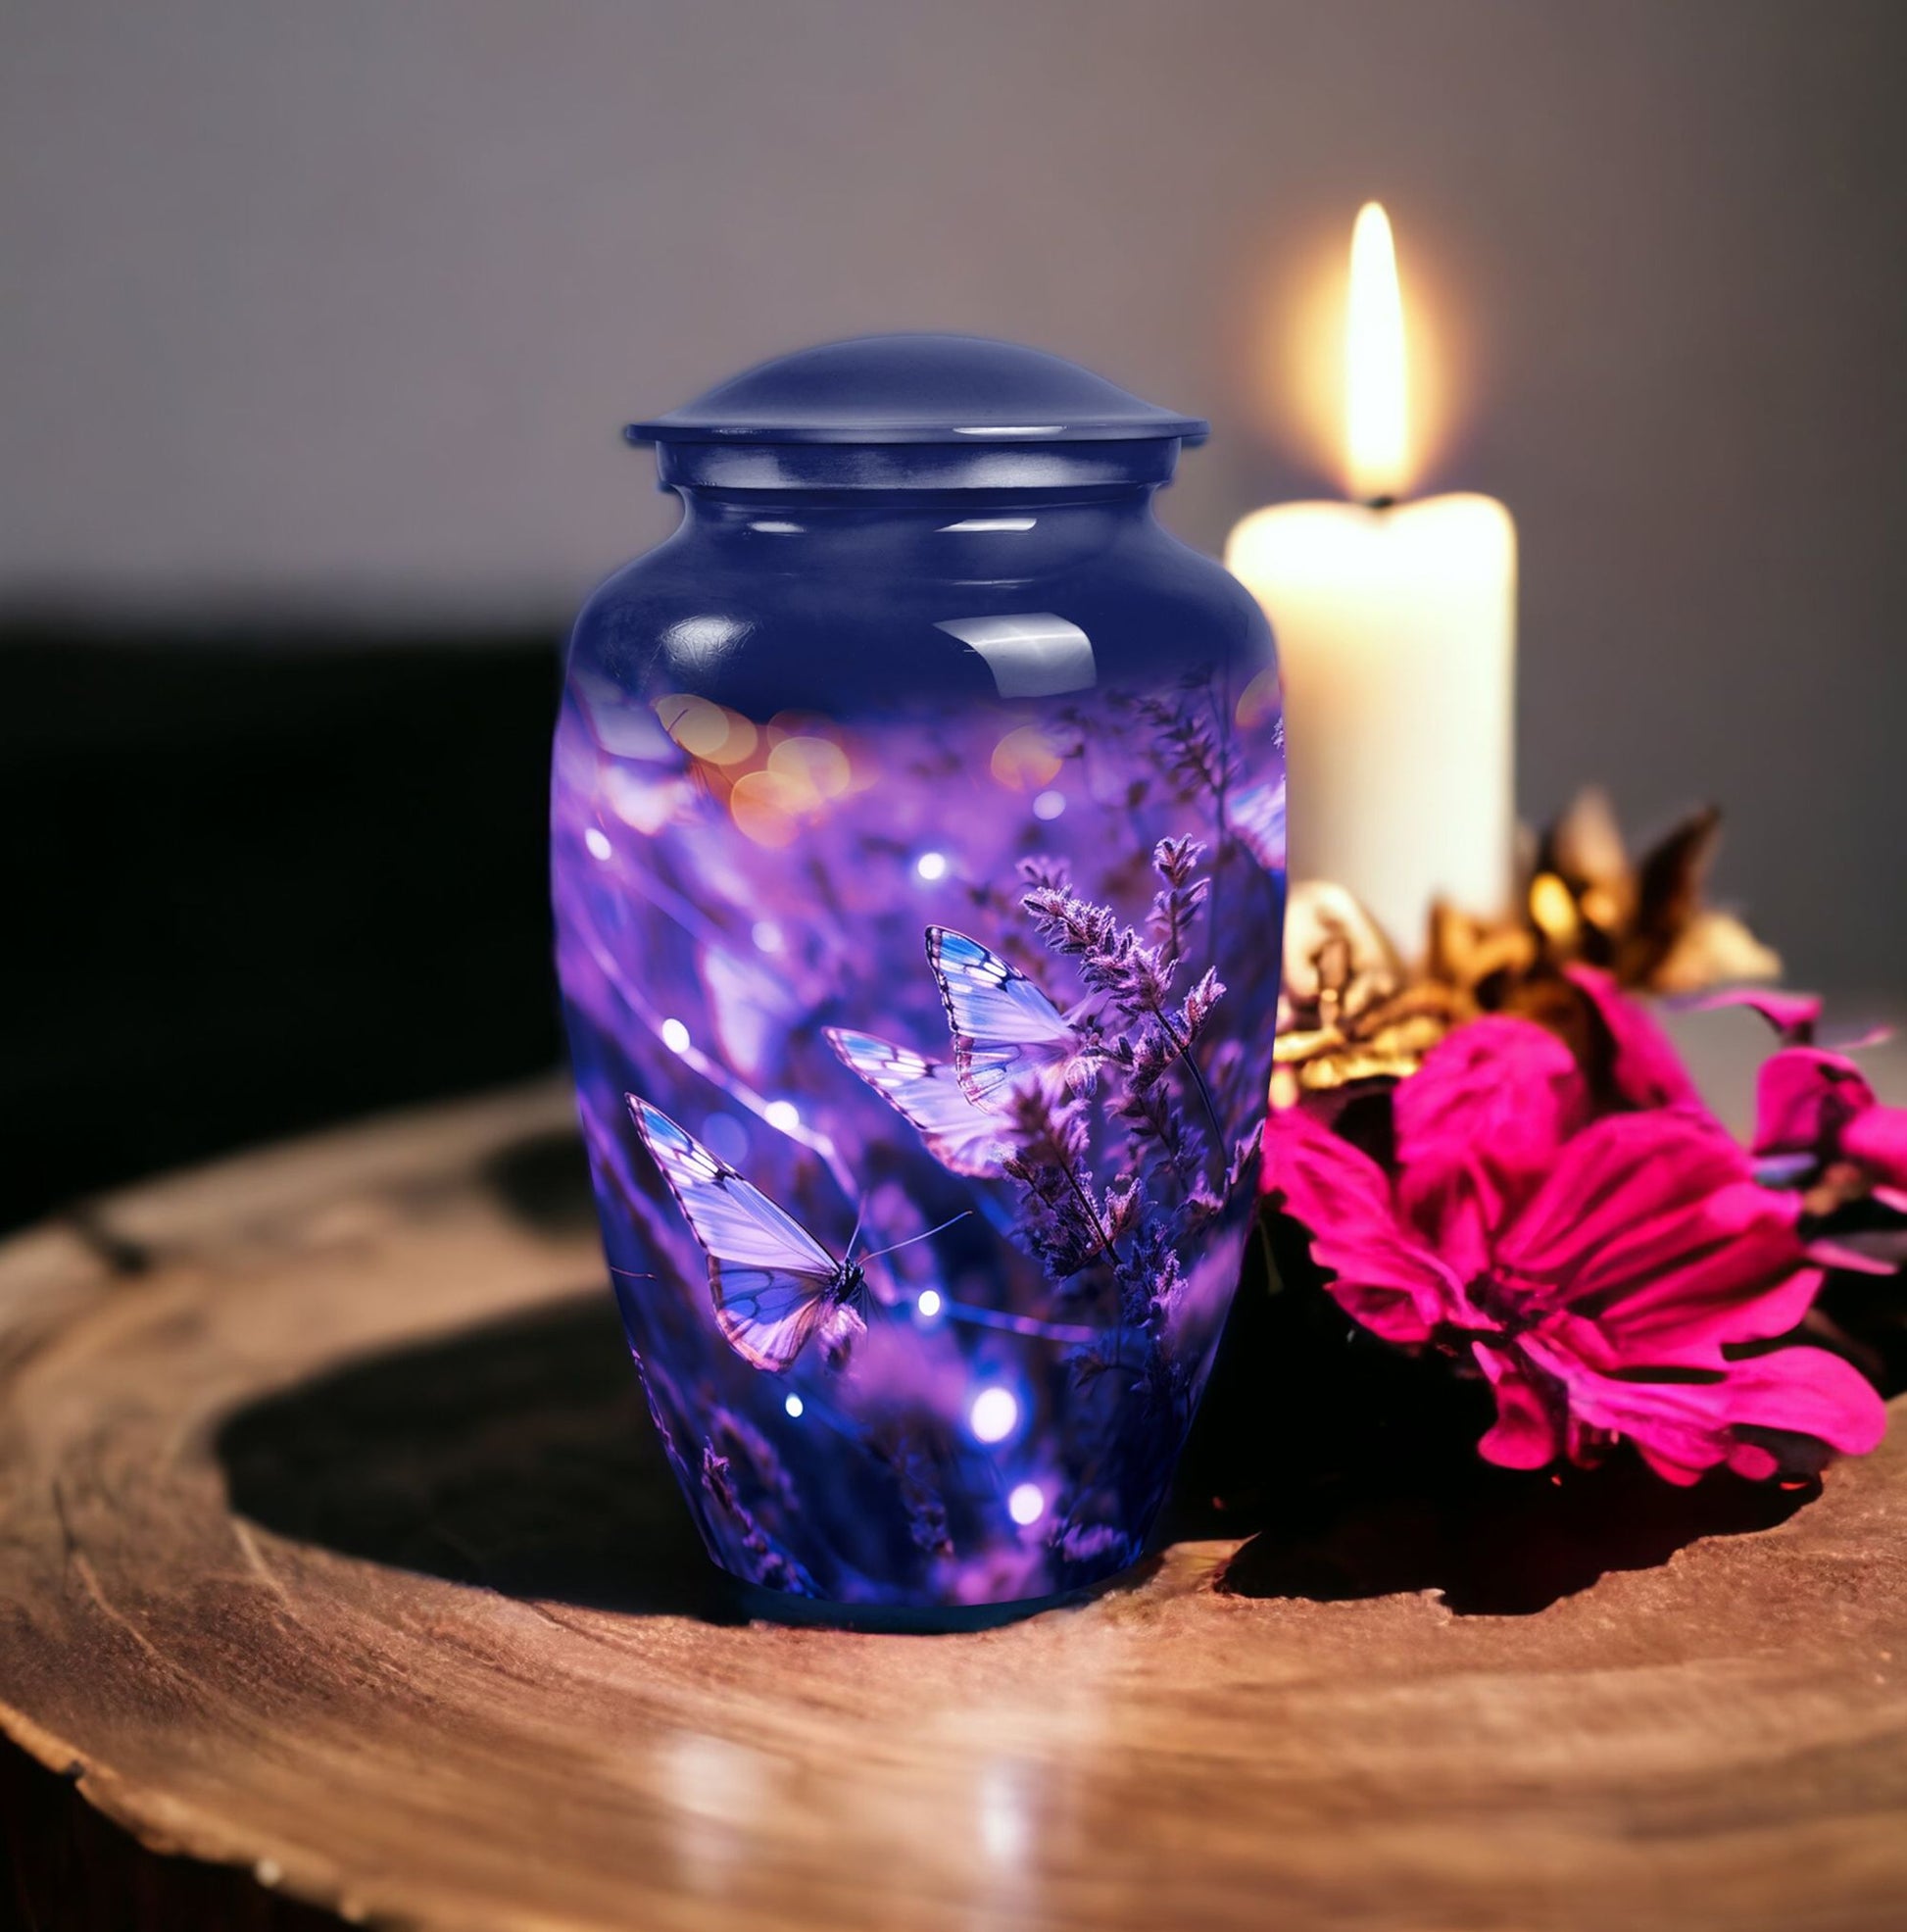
[[914, 851, 949, 882], [764, 1099, 801, 1132], [784, 1393, 805, 1418], [584, 827, 613, 861], [969, 1386, 1019, 1443], [752, 919, 783, 952], [1007, 1482, 1045, 1526], [1032, 789, 1066, 821], [916, 1288, 944, 1319], [660, 1017, 691, 1054]]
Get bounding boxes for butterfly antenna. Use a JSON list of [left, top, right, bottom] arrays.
[[858, 1210, 973, 1263], [843, 1195, 869, 1263]]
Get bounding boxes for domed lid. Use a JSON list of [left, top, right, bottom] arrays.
[[625, 333, 1207, 448]]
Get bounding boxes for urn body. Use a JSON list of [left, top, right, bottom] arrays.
[[553, 336, 1286, 1605]]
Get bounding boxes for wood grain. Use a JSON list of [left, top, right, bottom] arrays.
[[3, 1078, 1905, 1931]]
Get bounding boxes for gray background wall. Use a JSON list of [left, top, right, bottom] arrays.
[[6, 0, 1904, 988]]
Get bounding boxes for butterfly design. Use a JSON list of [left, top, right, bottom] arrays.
[[1228, 775, 1287, 874], [823, 1027, 1011, 1177], [925, 926, 1091, 1107], [627, 1095, 866, 1373]]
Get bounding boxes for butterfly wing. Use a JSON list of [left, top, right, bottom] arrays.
[[1229, 776, 1288, 874], [707, 1266, 839, 1371], [925, 926, 1076, 1105], [825, 1026, 1011, 1176], [627, 1096, 844, 1371], [701, 943, 789, 1077]]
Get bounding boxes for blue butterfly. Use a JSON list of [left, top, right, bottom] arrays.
[[924, 926, 1089, 1106], [627, 1096, 867, 1373], [824, 1027, 1012, 1177]]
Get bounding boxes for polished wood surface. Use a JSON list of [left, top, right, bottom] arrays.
[[3, 1078, 1905, 1931]]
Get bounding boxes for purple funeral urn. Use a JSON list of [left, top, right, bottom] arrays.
[[552, 334, 1286, 1607]]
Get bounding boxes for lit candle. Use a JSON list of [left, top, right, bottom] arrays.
[[1226, 204, 1517, 954]]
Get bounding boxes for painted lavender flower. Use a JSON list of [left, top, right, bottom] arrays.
[[554, 669, 1286, 1604]]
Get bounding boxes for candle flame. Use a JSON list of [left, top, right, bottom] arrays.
[[1345, 202, 1409, 503]]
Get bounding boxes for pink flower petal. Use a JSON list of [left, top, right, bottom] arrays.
[[1593, 1185, 1824, 1359], [1726, 1440, 1782, 1482], [1482, 1112, 1824, 1370], [1683, 987, 1822, 1042], [1394, 1017, 1589, 1275], [1511, 1328, 1722, 1484], [1828, 1023, 1894, 1053], [1720, 1347, 1888, 1458], [1261, 1108, 1477, 1343], [1803, 1234, 1901, 1277], [1753, 1048, 1876, 1160], [1472, 1341, 1561, 1470], [1495, 1327, 1883, 1485], [1567, 966, 1705, 1111], [1843, 1100, 1907, 1189]]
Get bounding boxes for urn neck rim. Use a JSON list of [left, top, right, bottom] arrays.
[[653, 437, 1184, 494]]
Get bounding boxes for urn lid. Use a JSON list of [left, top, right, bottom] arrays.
[[625, 333, 1208, 450]]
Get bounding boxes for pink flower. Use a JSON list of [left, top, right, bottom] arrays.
[[1566, 964, 1706, 1111], [1755, 1046, 1907, 1204], [1666, 982, 1907, 1222], [1263, 1009, 1886, 1485]]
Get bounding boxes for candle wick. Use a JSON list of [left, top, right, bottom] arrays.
[[1362, 494, 1396, 511]]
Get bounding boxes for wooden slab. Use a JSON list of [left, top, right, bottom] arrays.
[[3, 1078, 1906, 1931]]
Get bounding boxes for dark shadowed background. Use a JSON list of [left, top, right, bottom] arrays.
[[4, 0, 1905, 1231]]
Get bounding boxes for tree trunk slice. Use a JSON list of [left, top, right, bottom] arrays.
[[3, 1078, 1905, 1931]]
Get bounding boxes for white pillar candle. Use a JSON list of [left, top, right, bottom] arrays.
[[1225, 205, 1517, 955]]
